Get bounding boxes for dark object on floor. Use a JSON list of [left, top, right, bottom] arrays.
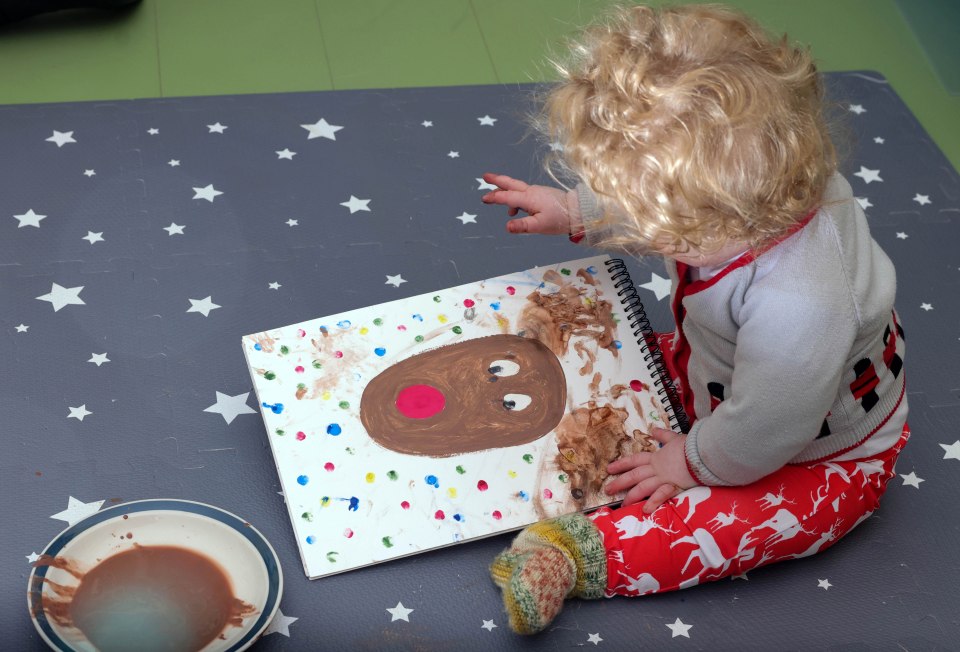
[[0, 0, 140, 25]]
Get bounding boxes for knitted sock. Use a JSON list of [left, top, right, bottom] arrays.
[[490, 513, 606, 635]]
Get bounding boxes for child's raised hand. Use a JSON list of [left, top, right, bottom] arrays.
[[605, 427, 699, 514], [480, 173, 578, 235]]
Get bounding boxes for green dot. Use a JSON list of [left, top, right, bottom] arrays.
[[312, 360, 322, 369], [415, 335, 424, 343], [373, 318, 383, 326], [275, 429, 286, 437], [387, 470, 399, 481], [382, 536, 394, 548], [452, 326, 463, 334], [433, 295, 441, 303], [264, 371, 276, 380], [339, 400, 350, 409], [558, 473, 568, 483], [301, 512, 313, 522], [326, 551, 339, 563], [560, 268, 571, 275], [455, 465, 466, 475], [297, 383, 307, 391], [346, 447, 356, 455], [522, 454, 534, 464], [280, 345, 290, 355]]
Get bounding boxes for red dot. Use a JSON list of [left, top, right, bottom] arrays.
[[324, 462, 335, 472], [477, 480, 489, 491], [334, 351, 343, 359], [296, 431, 306, 441], [492, 510, 502, 520], [401, 501, 411, 510], [396, 384, 445, 419], [543, 489, 553, 499], [630, 379, 647, 392], [506, 286, 516, 295], [397, 325, 407, 331], [463, 299, 475, 308], [435, 510, 445, 520], [295, 365, 305, 373], [343, 528, 354, 538]]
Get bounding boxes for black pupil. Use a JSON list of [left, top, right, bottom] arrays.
[[502, 399, 516, 410], [488, 365, 502, 374]]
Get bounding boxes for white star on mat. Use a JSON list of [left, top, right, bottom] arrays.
[[386, 602, 413, 622], [68, 404, 92, 421], [666, 618, 692, 638], [16, 324, 29, 333], [447, 151, 460, 158], [26, 552, 40, 564], [285, 219, 299, 227], [192, 184, 223, 202], [853, 166, 882, 184], [268, 282, 282, 290], [587, 633, 603, 645], [37, 283, 85, 312], [456, 212, 477, 224], [207, 122, 228, 133], [147, 128, 159, 135], [896, 232, 908, 239], [940, 440, 960, 461], [341, 195, 371, 213], [204, 391, 256, 424], [874, 136, 885, 144], [276, 148, 296, 160], [14, 209, 46, 228], [421, 120, 433, 127], [900, 471, 924, 488], [913, 194, 931, 206], [477, 178, 497, 191], [641, 273, 672, 301], [88, 353, 110, 367], [262, 609, 298, 637], [477, 115, 497, 126], [168, 159, 180, 167], [187, 296, 221, 317], [385, 274, 406, 287], [301, 118, 343, 140], [921, 303, 933, 311], [732, 572, 749, 581], [46, 130, 76, 147], [163, 222, 185, 236], [848, 104, 866, 115], [82, 231, 104, 245], [83, 169, 96, 177], [818, 578, 832, 590], [856, 197, 872, 210], [481, 620, 497, 631], [50, 496, 104, 526]]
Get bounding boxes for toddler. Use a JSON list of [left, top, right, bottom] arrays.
[[481, 3, 908, 634]]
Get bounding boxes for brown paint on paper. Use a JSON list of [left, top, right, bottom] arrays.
[[360, 334, 566, 457]]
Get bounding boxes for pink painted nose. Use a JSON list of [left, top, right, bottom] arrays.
[[395, 384, 446, 419]]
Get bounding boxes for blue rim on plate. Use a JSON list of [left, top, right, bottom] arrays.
[[28, 499, 283, 652]]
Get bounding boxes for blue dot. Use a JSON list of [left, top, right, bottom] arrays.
[[453, 514, 464, 522], [327, 423, 342, 436], [337, 320, 351, 329], [374, 347, 386, 356], [425, 474, 439, 488], [518, 491, 530, 502], [587, 266, 598, 274], [306, 535, 316, 544], [254, 343, 262, 351], [262, 402, 284, 414], [412, 314, 424, 322], [297, 475, 309, 486], [614, 340, 622, 349], [490, 302, 500, 310], [347, 497, 360, 511]]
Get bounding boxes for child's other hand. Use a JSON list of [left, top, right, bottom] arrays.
[[605, 427, 699, 514], [480, 173, 578, 235]]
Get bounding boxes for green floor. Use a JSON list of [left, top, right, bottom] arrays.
[[1, 0, 957, 171]]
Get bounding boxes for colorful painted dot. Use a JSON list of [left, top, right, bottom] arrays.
[[415, 335, 424, 343], [518, 491, 530, 502], [359, 327, 369, 335], [280, 345, 290, 355], [347, 497, 360, 511], [412, 313, 424, 322], [344, 528, 354, 538], [262, 402, 284, 414], [507, 470, 517, 478], [490, 301, 501, 310], [374, 347, 386, 356], [334, 351, 343, 359], [275, 428, 285, 437], [396, 384, 445, 419], [451, 326, 462, 334], [298, 328, 307, 338], [560, 268, 571, 275], [401, 501, 411, 510], [326, 551, 338, 562], [559, 473, 569, 483], [327, 423, 342, 435], [254, 343, 262, 351], [263, 371, 276, 380], [447, 488, 457, 499], [630, 379, 649, 392], [320, 496, 331, 507], [382, 536, 394, 548], [373, 318, 383, 326], [319, 325, 329, 335], [296, 431, 306, 441], [463, 299, 475, 308], [337, 320, 351, 329], [438, 314, 448, 324], [453, 514, 464, 522], [306, 535, 316, 544], [346, 447, 356, 455], [587, 266, 598, 274], [477, 480, 489, 491], [301, 512, 313, 522], [614, 340, 622, 349], [492, 510, 502, 520], [338, 401, 350, 409], [387, 470, 398, 481], [506, 286, 516, 295], [543, 489, 554, 499], [397, 325, 406, 331], [322, 391, 331, 400], [425, 474, 440, 488], [434, 510, 445, 520], [365, 472, 376, 483], [433, 296, 441, 303], [324, 462, 335, 472], [312, 360, 322, 369], [297, 475, 309, 486], [295, 365, 305, 373], [522, 454, 534, 464], [456, 465, 466, 475]]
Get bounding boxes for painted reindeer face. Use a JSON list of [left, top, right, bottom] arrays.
[[359, 334, 566, 457]]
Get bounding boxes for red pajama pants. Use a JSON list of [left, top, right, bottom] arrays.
[[588, 424, 909, 596]]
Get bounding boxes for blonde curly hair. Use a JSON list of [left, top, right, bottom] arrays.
[[541, 3, 837, 255]]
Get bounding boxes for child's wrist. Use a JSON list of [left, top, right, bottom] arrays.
[[566, 189, 586, 243]]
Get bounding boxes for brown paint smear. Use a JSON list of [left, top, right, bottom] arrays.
[[360, 334, 566, 457], [31, 546, 257, 652]]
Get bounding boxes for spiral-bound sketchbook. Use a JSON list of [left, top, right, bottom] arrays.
[[242, 255, 686, 579]]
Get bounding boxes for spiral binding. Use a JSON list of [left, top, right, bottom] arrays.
[[605, 258, 690, 434]]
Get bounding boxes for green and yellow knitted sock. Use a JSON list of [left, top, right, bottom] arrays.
[[489, 513, 607, 635]]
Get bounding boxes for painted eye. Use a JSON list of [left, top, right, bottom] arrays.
[[488, 360, 520, 377], [502, 393, 532, 411]]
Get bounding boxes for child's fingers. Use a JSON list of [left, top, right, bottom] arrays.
[[607, 452, 651, 474], [647, 426, 678, 444], [642, 483, 680, 514], [604, 465, 655, 496], [481, 189, 527, 209], [482, 172, 529, 191]]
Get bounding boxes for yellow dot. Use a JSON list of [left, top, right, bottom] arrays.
[[366, 472, 376, 483], [438, 314, 448, 324], [320, 497, 331, 507], [322, 391, 331, 400], [508, 470, 517, 478], [447, 488, 457, 499], [360, 327, 369, 335]]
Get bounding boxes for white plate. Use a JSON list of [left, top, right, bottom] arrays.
[[28, 499, 283, 652]]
